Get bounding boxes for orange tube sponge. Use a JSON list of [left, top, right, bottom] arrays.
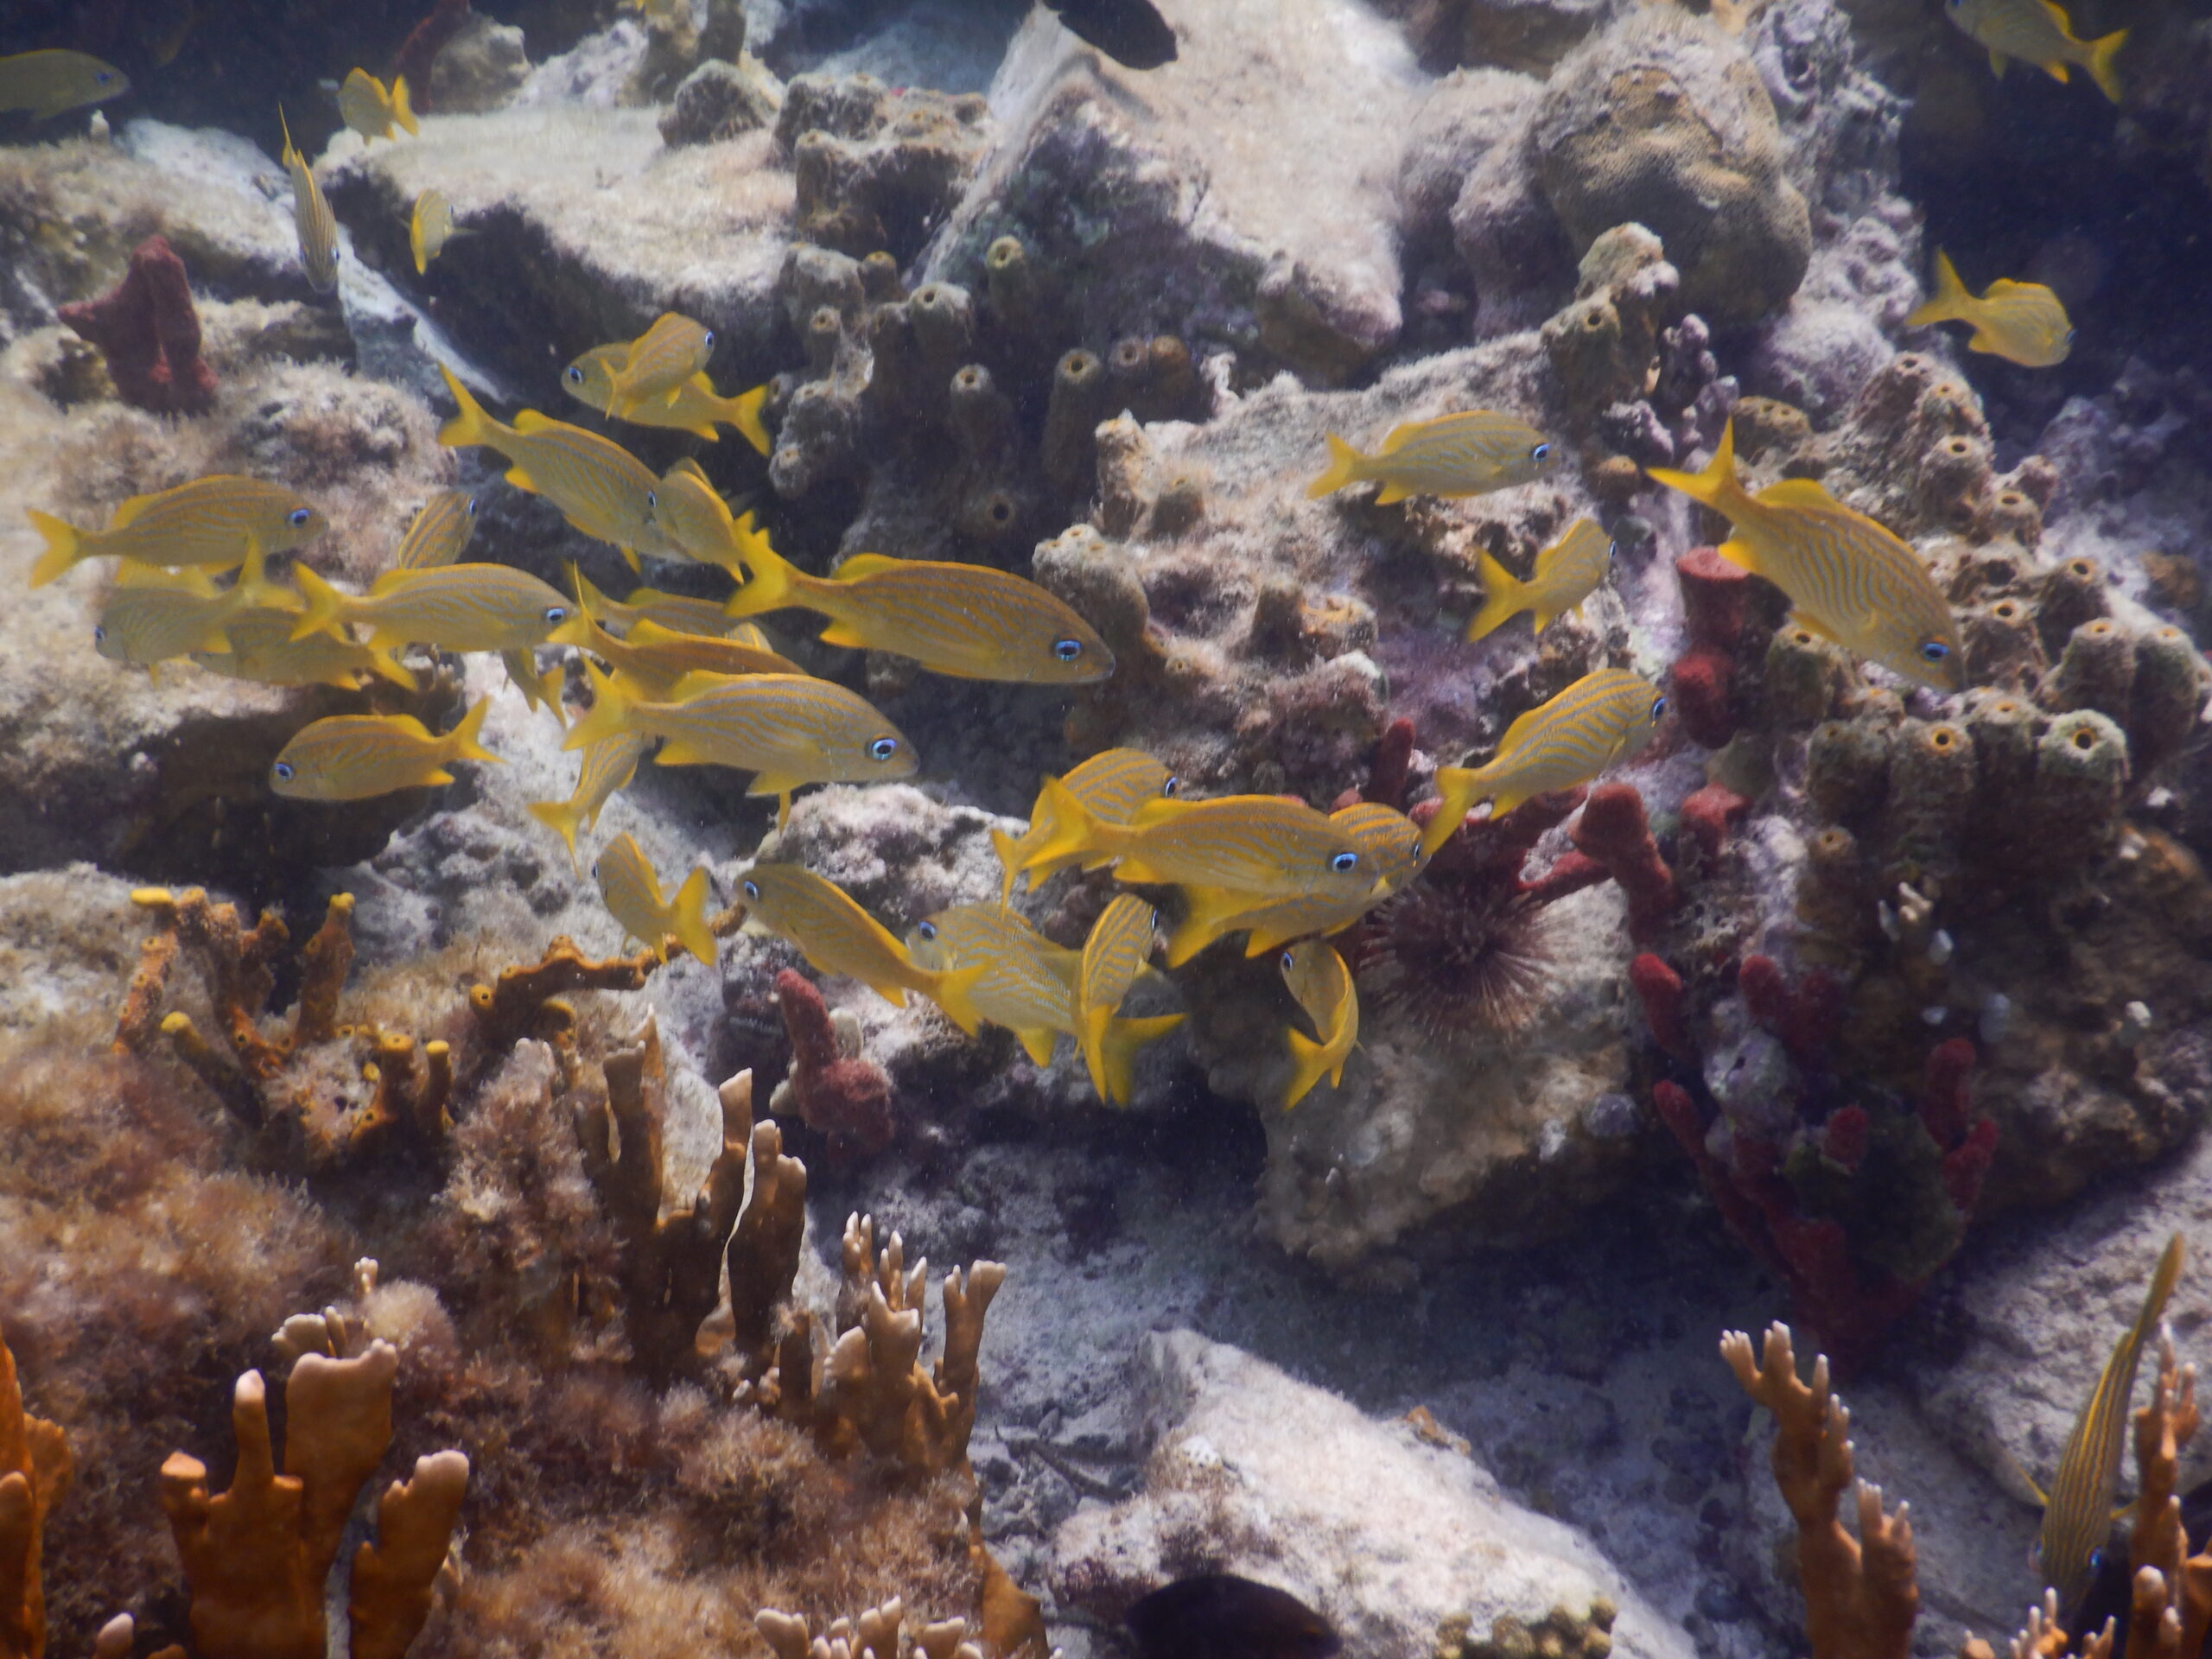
[[0, 1319, 71, 1659]]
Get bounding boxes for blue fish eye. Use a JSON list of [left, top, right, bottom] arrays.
[[464, 496, 479, 514], [868, 736, 900, 762], [918, 920, 938, 941], [1280, 949, 1295, 971], [92, 625, 106, 645], [544, 605, 568, 624], [1531, 442, 1552, 461], [645, 491, 658, 511], [288, 507, 312, 527], [590, 861, 600, 880], [1163, 774, 1181, 797], [273, 760, 296, 781], [702, 330, 715, 348], [1052, 637, 1083, 662], [1330, 850, 1360, 874], [1920, 640, 1950, 661], [566, 365, 584, 384], [1651, 695, 1669, 722], [742, 879, 760, 900]]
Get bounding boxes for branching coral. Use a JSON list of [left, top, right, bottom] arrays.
[[0, 1319, 70, 1659], [756, 1599, 989, 1659]]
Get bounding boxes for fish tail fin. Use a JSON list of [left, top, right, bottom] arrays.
[[443, 696, 500, 765], [1089, 1012, 1185, 1109], [1283, 1027, 1334, 1110], [289, 565, 351, 641], [1164, 884, 1259, 968], [1021, 775, 1108, 879], [391, 75, 419, 134], [929, 963, 986, 1038], [25, 508, 83, 588], [669, 867, 718, 967], [365, 645, 417, 690], [231, 543, 291, 614], [990, 826, 1025, 899], [1906, 249, 1969, 327], [527, 798, 586, 868], [1418, 766, 1487, 861], [278, 103, 299, 167], [1645, 419, 1753, 518], [1465, 548, 1530, 642], [436, 363, 499, 449], [2087, 29, 2126, 101], [563, 660, 635, 750], [1306, 433, 1365, 499], [722, 519, 796, 618], [727, 384, 772, 456]]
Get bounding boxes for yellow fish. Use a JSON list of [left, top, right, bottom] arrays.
[[0, 50, 129, 119], [528, 734, 645, 867], [1040, 789, 1381, 903], [550, 607, 798, 694], [562, 344, 772, 454], [650, 460, 747, 575], [96, 547, 295, 666], [337, 68, 416, 143], [193, 607, 415, 690], [1281, 940, 1357, 1109], [1076, 894, 1179, 1107], [995, 748, 1179, 899], [735, 862, 983, 1033], [270, 698, 498, 799], [599, 313, 715, 417], [437, 365, 675, 564], [726, 522, 1114, 684], [2031, 1233, 2185, 1606], [1467, 518, 1613, 642], [293, 563, 573, 652], [278, 106, 340, 294], [1307, 411, 1560, 504], [1944, 0, 2125, 99], [1647, 422, 1965, 694], [409, 189, 466, 275], [568, 565, 761, 640], [1905, 250, 2073, 369], [28, 477, 327, 588], [1423, 668, 1665, 860], [563, 661, 914, 824], [502, 647, 569, 721], [1166, 802, 1420, 968], [395, 488, 480, 570], [593, 833, 717, 966]]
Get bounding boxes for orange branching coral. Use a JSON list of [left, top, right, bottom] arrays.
[[1722, 1322, 1918, 1659], [2124, 1335, 2212, 1659], [1, 1319, 71, 1659], [727, 1109, 811, 1371]]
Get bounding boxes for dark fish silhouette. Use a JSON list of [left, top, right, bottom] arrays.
[[1127, 1575, 1340, 1659], [1041, 0, 1179, 69]]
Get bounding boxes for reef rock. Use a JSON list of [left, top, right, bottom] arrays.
[[1052, 1329, 1696, 1659]]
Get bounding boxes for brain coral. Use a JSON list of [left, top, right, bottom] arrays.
[[1532, 7, 1812, 325]]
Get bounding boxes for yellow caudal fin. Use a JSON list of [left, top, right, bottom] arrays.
[[230, 545, 293, 614], [2086, 29, 2126, 101], [1906, 249, 1970, 328], [289, 565, 352, 641], [726, 383, 772, 456], [26, 508, 84, 588], [1418, 766, 1491, 861], [1090, 1012, 1185, 1108], [1306, 433, 1366, 499], [442, 696, 500, 765], [391, 75, 418, 134], [721, 518, 798, 619], [1164, 884, 1262, 969], [669, 866, 718, 967], [990, 825, 1026, 899], [1645, 418, 1751, 516], [528, 798, 585, 868], [1465, 547, 1531, 643], [436, 362, 508, 450], [1020, 774, 1109, 881], [1283, 1027, 1337, 1109], [562, 660, 636, 750], [365, 645, 417, 690], [929, 963, 986, 1038]]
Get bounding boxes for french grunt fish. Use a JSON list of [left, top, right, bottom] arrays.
[[0, 50, 130, 120], [270, 697, 498, 799], [1944, 0, 2126, 99], [528, 733, 646, 868], [1075, 894, 1181, 1107], [1037, 788, 1381, 904], [563, 344, 772, 453], [395, 487, 479, 570], [1306, 410, 1560, 504], [337, 67, 416, 143], [1467, 518, 1614, 642], [193, 606, 416, 690], [292, 563, 573, 652], [1280, 940, 1357, 1109], [910, 904, 1083, 1065], [734, 862, 983, 1034], [593, 833, 717, 966], [598, 312, 716, 417], [549, 607, 799, 696], [28, 477, 327, 588], [1906, 250, 2073, 368], [1165, 802, 1420, 968], [995, 748, 1179, 899], [567, 565, 760, 640], [410, 188, 461, 274], [649, 459, 748, 575], [96, 545, 295, 666], [278, 105, 340, 293]]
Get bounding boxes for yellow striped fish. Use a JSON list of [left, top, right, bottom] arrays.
[[0, 49, 130, 118], [1076, 895, 1174, 1107], [734, 862, 983, 1033], [562, 344, 772, 453], [725, 521, 1113, 683], [28, 477, 327, 588], [1944, 0, 2125, 99], [597, 313, 716, 416], [337, 68, 416, 143], [650, 459, 747, 575], [562, 661, 913, 824], [528, 733, 645, 867], [2033, 1232, 2186, 1605], [278, 106, 340, 293], [1307, 410, 1560, 504], [1468, 518, 1613, 642], [1166, 802, 1420, 967], [96, 546, 295, 665], [193, 607, 416, 690], [270, 698, 498, 798], [1281, 940, 1357, 1109], [436, 366, 675, 565], [396, 487, 479, 569], [594, 833, 717, 966], [410, 188, 460, 275], [1647, 422, 1964, 692], [1423, 668, 1665, 860], [1906, 250, 2073, 368], [568, 566, 763, 640], [1040, 789, 1381, 902], [995, 748, 1179, 899], [292, 563, 572, 652], [550, 608, 798, 694]]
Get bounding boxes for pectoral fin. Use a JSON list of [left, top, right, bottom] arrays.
[[817, 622, 868, 648], [1014, 1027, 1058, 1067]]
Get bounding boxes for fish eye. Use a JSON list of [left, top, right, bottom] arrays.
[[272, 760, 296, 781], [96, 71, 112, 84], [590, 861, 600, 880], [1163, 774, 1181, 796], [1330, 851, 1359, 874], [918, 920, 938, 941], [566, 365, 584, 384], [1531, 442, 1552, 461], [645, 490, 658, 511], [544, 605, 568, 624], [1650, 695, 1669, 722], [868, 736, 900, 762], [1280, 949, 1294, 971], [288, 507, 312, 527], [1052, 637, 1083, 662], [1920, 640, 1950, 661], [92, 625, 106, 645], [464, 496, 479, 514], [741, 879, 760, 900], [702, 330, 715, 348]]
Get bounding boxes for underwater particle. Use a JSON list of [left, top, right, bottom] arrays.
[[1942, 0, 2126, 99], [1466, 518, 1613, 643], [28, 476, 326, 588], [593, 834, 717, 966], [278, 106, 340, 294], [338, 68, 418, 143], [1040, 0, 1179, 69], [1355, 868, 1553, 1041], [1126, 1575, 1338, 1659], [1905, 251, 2071, 369], [0, 48, 129, 118], [1306, 411, 1559, 504], [1280, 941, 1357, 1109], [55, 233, 217, 415], [773, 968, 894, 1160], [394, 487, 478, 570], [270, 699, 499, 799]]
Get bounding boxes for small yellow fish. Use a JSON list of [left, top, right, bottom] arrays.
[[437, 366, 675, 564], [600, 313, 716, 417], [650, 459, 747, 574], [1076, 895, 1170, 1107], [270, 697, 498, 799], [563, 661, 914, 824], [1039, 789, 1381, 903], [593, 833, 717, 966], [1423, 669, 1665, 860], [995, 749, 1179, 899], [1307, 410, 1560, 504], [1165, 802, 1420, 968], [735, 862, 983, 1033], [2032, 1232, 2185, 1606], [562, 344, 772, 453], [410, 188, 459, 275], [1944, 0, 2125, 99], [726, 521, 1114, 684], [192, 607, 416, 690], [568, 565, 760, 639], [395, 488, 480, 570], [528, 734, 645, 867], [97, 546, 295, 666], [1906, 250, 2073, 369], [1468, 518, 1613, 642], [28, 477, 327, 588], [550, 607, 798, 695], [278, 105, 340, 294], [0, 50, 130, 119], [1281, 941, 1357, 1109], [1647, 421, 1965, 694], [293, 564, 573, 652], [337, 68, 416, 143]]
